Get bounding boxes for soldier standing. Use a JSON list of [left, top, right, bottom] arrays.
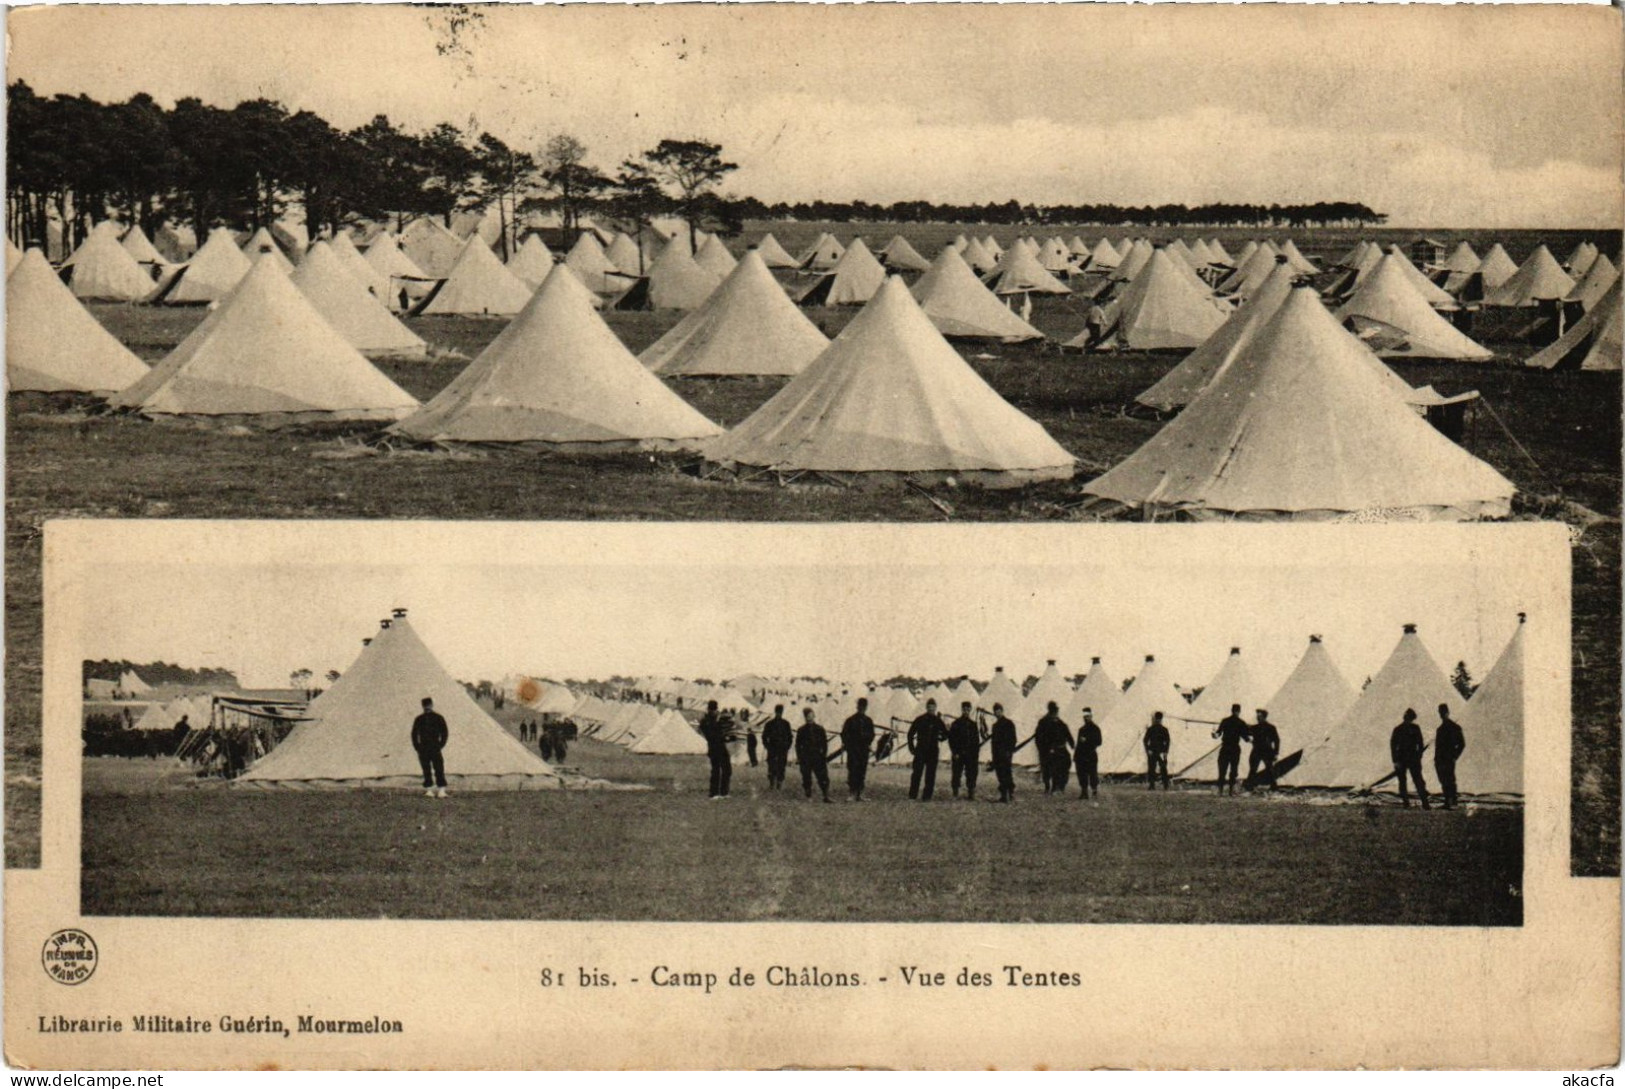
[[795, 708, 832, 803], [1144, 711, 1171, 790], [1214, 703, 1250, 796], [411, 696, 449, 799], [948, 701, 983, 800], [699, 700, 732, 801], [761, 704, 792, 790], [1433, 702, 1466, 809], [840, 698, 876, 801], [990, 703, 1018, 803], [907, 699, 949, 801], [1074, 707, 1102, 800], [1034, 702, 1073, 796], [1246, 709, 1280, 791], [1390, 708, 1430, 809]]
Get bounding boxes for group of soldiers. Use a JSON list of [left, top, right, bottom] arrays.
[[679, 695, 1472, 808], [517, 717, 569, 763]]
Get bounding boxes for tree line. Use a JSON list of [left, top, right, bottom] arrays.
[[7, 81, 1385, 262], [81, 659, 239, 688]]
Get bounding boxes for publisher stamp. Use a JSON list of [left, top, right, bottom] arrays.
[[42, 929, 98, 986]]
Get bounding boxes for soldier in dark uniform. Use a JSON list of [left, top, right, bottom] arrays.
[[1433, 702, 1466, 809], [907, 699, 949, 801], [699, 700, 732, 800], [1074, 707, 1102, 799], [1213, 703, 1250, 796], [411, 696, 450, 798], [761, 704, 792, 790], [1390, 708, 1430, 809], [553, 723, 568, 763], [795, 708, 832, 803], [989, 703, 1018, 803], [1143, 711, 1171, 790], [746, 727, 759, 768], [1246, 709, 1280, 791], [1033, 702, 1073, 796], [840, 697, 876, 801], [948, 701, 983, 800]]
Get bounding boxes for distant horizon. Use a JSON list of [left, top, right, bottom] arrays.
[[9, 5, 1620, 231]]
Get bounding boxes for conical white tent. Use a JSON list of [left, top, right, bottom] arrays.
[[1037, 237, 1072, 272], [1068, 235, 1092, 257], [1100, 656, 1187, 774], [564, 232, 623, 296], [1137, 260, 1297, 410], [1173, 647, 1266, 779], [1087, 238, 1122, 270], [880, 235, 932, 273], [364, 232, 429, 283], [119, 669, 152, 696], [64, 224, 155, 301], [1217, 242, 1279, 299], [413, 235, 534, 316], [1206, 239, 1233, 267], [1276, 238, 1319, 276], [1440, 241, 1481, 279], [151, 226, 253, 304], [798, 233, 845, 271], [1084, 287, 1515, 521], [1257, 635, 1359, 781], [694, 235, 739, 280], [1566, 254, 1618, 312], [154, 224, 197, 263], [1565, 242, 1600, 277], [1485, 244, 1576, 307], [911, 247, 1044, 341], [398, 217, 465, 279], [1474, 244, 1520, 292], [707, 277, 1075, 487], [7, 248, 151, 394], [1297, 624, 1464, 789], [958, 236, 998, 274], [292, 242, 427, 358], [112, 256, 420, 422], [798, 237, 888, 306], [1336, 254, 1494, 361], [631, 239, 722, 310], [754, 232, 799, 269], [976, 667, 1025, 715], [239, 612, 557, 788], [240, 227, 293, 272], [1526, 281, 1622, 372], [1379, 246, 1455, 307], [1078, 248, 1229, 350], [1453, 614, 1524, 797], [606, 233, 644, 276], [120, 224, 166, 266], [392, 264, 722, 449], [631, 709, 708, 755], [641, 250, 829, 377], [329, 231, 390, 301], [1064, 658, 1122, 723], [984, 243, 1072, 296], [506, 233, 556, 289]]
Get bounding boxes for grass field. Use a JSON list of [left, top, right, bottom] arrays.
[[80, 743, 1523, 925], [8, 222, 1619, 878]]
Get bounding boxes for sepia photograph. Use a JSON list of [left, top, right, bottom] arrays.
[[72, 523, 1533, 926], [2, 0, 1621, 1073]]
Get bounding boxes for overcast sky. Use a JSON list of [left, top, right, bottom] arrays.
[[71, 524, 1540, 699], [8, 4, 1621, 228]]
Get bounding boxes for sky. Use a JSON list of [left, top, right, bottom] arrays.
[[7, 4, 1622, 228], [70, 523, 1543, 700]]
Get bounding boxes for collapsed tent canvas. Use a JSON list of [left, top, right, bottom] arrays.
[[641, 250, 829, 377], [1083, 287, 1515, 521], [391, 264, 723, 449], [7, 248, 151, 394], [111, 256, 420, 422], [706, 277, 1075, 487], [238, 612, 559, 788]]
